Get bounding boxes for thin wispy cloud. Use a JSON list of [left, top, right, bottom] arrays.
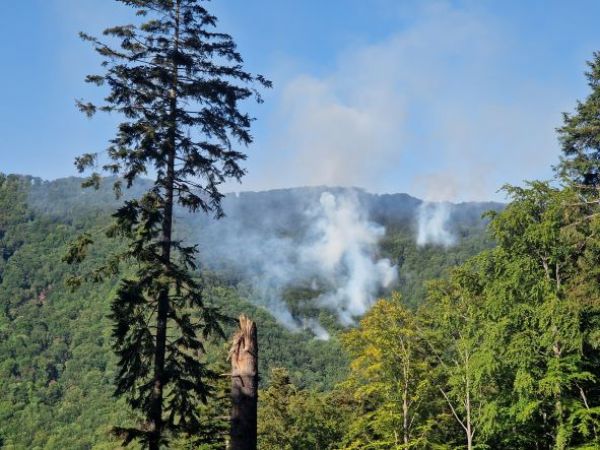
[[244, 1, 571, 201]]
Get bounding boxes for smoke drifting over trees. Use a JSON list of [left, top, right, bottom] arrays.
[[188, 186, 496, 336], [192, 189, 397, 337], [417, 202, 456, 247], [24, 176, 497, 337]]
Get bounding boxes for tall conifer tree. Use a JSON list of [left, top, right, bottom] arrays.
[[557, 52, 600, 187], [67, 1, 269, 448]]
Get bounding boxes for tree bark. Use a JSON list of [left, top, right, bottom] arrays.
[[229, 315, 258, 450]]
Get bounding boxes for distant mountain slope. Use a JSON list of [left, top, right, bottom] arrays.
[[26, 176, 501, 228], [26, 175, 502, 311], [0, 174, 501, 448]]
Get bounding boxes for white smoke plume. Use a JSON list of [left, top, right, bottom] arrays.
[[194, 190, 397, 338], [305, 192, 397, 325], [301, 318, 331, 341], [413, 173, 458, 247], [416, 201, 455, 247]]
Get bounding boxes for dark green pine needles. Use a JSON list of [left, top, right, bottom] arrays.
[[65, 1, 270, 448], [557, 52, 600, 188]]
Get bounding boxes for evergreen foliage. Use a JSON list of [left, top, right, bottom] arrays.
[[558, 52, 600, 187], [68, 0, 269, 447], [0, 175, 351, 448]]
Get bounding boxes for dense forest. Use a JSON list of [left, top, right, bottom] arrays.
[[0, 175, 495, 448], [4, 167, 600, 449], [3, 1, 600, 449]]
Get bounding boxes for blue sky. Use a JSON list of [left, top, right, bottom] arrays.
[[2, 0, 600, 200]]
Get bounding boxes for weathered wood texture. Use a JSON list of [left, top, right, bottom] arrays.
[[229, 315, 258, 450]]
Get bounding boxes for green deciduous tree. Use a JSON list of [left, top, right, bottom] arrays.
[[421, 274, 494, 450], [67, 1, 269, 448], [428, 182, 600, 449], [340, 294, 432, 450], [482, 182, 600, 449], [258, 367, 350, 450]]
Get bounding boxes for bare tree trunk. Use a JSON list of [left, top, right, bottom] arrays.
[[229, 315, 258, 450], [402, 381, 409, 449], [465, 352, 473, 450]]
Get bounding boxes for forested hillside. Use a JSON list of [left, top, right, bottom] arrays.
[[0, 174, 495, 449], [5, 173, 600, 449], [5, 0, 600, 449]]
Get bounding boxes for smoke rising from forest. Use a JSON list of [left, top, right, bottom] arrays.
[[306, 192, 397, 325], [416, 202, 456, 247], [413, 173, 458, 247], [195, 190, 397, 338]]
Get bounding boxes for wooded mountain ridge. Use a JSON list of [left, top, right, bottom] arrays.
[[0, 173, 497, 448]]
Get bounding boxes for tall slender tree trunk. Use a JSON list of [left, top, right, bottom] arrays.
[[465, 404, 473, 450], [229, 315, 258, 450], [402, 365, 409, 449], [465, 353, 473, 450], [402, 390, 409, 449], [149, 2, 180, 448]]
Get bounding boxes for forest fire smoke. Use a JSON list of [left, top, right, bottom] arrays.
[[196, 190, 397, 338], [416, 201, 456, 247]]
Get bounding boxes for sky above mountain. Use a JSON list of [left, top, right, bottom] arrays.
[[2, 0, 600, 200]]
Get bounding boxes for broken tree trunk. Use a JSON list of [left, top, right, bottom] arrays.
[[229, 315, 258, 450]]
